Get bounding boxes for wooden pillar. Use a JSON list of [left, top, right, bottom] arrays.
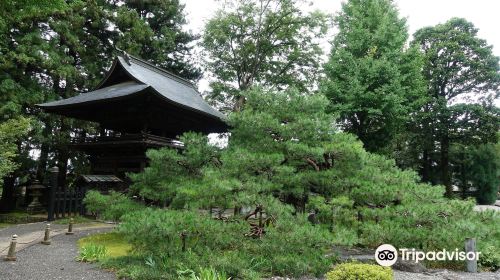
[[47, 166, 58, 221]]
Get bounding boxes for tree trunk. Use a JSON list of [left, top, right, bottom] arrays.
[[441, 135, 452, 197], [422, 148, 431, 182], [0, 175, 17, 212], [233, 95, 246, 112], [233, 77, 252, 112], [36, 121, 52, 182], [56, 117, 70, 189], [420, 103, 433, 184], [460, 156, 467, 199]]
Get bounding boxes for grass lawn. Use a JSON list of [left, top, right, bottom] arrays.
[[0, 222, 11, 229], [0, 211, 46, 224], [78, 231, 132, 258]]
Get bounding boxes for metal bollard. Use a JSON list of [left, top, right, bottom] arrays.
[[4, 235, 18, 261], [66, 218, 74, 235], [41, 224, 51, 245]]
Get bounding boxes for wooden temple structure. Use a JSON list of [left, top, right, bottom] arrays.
[[38, 53, 227, 184]]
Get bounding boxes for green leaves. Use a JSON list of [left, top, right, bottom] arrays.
[[202, 0, 329, 110], [409, 17, 499, 192], [0, 117, 30, 181], [129, 132, 219, 205], [0, 0, 201, 198], [322, 0, 425, 154], [413, 18, 500, 100], [466, 143, 500, 204]]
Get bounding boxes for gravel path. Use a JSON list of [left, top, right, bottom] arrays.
[[0, 222, 67, 242], [394, 270, 500, 280], [474, 200, 500, 212], [0, 228, 116, 280], [1, 222, 498, 280], [0, 221, 115, 255]]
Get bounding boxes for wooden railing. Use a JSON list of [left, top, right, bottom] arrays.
[[70, 132, 184, 148]]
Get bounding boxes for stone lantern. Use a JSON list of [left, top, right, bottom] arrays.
[[26, 180, 45, 214]]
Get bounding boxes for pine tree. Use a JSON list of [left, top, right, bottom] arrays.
[[128, 87, 499, 273]]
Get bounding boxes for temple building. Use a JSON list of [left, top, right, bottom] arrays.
[[38, 53, 227, 182]]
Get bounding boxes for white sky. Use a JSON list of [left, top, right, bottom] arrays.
[[181, 0, 500, 93]]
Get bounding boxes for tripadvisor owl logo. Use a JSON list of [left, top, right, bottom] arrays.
[[375, 244, 398, 266], [374, 244, 482, 267]]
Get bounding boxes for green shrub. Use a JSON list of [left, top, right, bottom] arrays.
[[118, 208, 335, 279], [469, 144, 500, 205], [83, 190, 109, 217], [111, 87, 500, 279], [326, 263, 392, 280], [479, 245, 500, 271], [83, 190, 144, 221], [77, 244, 108, 262]]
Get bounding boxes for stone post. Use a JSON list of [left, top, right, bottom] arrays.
[[66, 218, 74, 235], [4, 235, 18, 261], [41, 224, 51, 245], [465, 237, 477, 273]]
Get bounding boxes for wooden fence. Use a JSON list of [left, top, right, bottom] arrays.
[[53, 186, 87, 219], [47, 167, 87, 221]]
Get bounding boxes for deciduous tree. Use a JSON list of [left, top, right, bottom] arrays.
[[202, 0, 329, 111], [412, 18, 500, 195], [322, 0, 426, 155]]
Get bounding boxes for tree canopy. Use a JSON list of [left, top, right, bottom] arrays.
[[322, 0, 426, 155], [0, 0, 200, 211], [202, 0, 329, 111], [124, 87, 500, 278], [411, 17, 500, 195]]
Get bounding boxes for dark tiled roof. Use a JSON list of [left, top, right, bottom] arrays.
[[115, 55, 225, 120], [38, 81, 149, 107], [80, 175, 123, 183], [38, 54, 225, 121]]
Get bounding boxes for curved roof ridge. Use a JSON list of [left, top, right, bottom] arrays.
[[117, 56, 225, 120], [125, 54, 197, 89]]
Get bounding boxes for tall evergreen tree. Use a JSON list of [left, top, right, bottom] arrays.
[[111, 0, 201, 80], [0, 0, 67, 211], [0, 0, 201, 211], [322, 0, 426, 155], [412, 18, 500, 196]]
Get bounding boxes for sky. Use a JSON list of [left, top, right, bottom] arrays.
[[181, 0, 500, 93]]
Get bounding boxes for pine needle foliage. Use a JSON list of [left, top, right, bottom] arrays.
[[116, 87, 500, 278]]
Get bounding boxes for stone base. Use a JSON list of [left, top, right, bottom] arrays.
[[393, 259, 427, 273], [41, 240, 51, 245], [4, 256, 16, 261], [65, 232, 74, 235]]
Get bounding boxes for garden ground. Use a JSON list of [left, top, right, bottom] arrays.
[[0, 226, 115, 280], [0, 222, 499, 280]]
